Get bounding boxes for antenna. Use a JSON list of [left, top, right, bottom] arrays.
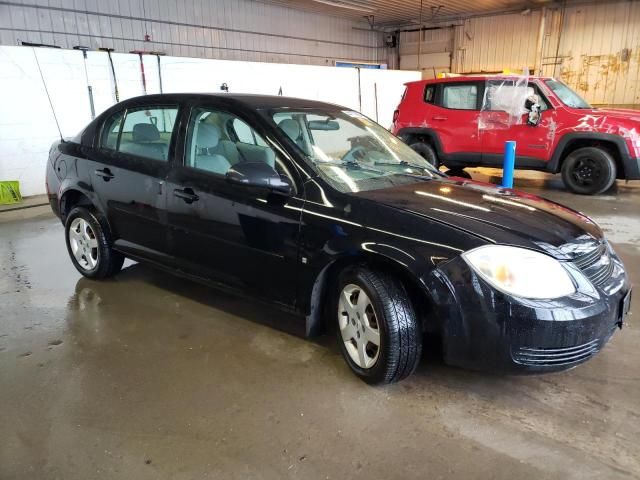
[[32, 48, 64, 142]]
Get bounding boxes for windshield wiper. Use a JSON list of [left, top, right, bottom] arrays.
[[374, 161, 439, 176]]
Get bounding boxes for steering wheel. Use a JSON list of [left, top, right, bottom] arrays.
[[341, 145, 367, 164]]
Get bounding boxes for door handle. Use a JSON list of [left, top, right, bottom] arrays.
[[94, 168, 114, 181], [173, 188, 199, 204], [432, 116, 448, 121]]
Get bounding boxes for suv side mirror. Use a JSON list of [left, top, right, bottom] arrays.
[[226, 161, 293, 195], [524, 95, 542, 126]]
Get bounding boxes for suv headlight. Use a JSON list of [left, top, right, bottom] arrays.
[[462, 245, 576, 299]]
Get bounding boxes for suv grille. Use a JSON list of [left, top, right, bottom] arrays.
[[571, 242, 614, 288]]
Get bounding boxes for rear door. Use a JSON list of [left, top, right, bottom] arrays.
[[431, 81, 483, 160], [165, 102, 304, 307], [88, 103, 179, 260], [480, 81, 556, 166]]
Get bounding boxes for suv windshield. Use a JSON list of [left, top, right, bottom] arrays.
[[545, 79, 592, 109], [266, 109, 440, 193]]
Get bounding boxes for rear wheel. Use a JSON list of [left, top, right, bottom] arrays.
[[409, 142, 439, 168], [65, 206, 124, 279], [333, 266, 422, 385], [561, 147, 616, 195]]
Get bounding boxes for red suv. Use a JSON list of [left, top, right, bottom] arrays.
[[392, 76, 640, 195]]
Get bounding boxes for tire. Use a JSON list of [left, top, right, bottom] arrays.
[[561, 147, 617, 195], [65, 206, 124, 279], [445, 168, 472, 179], [409, 142, 439, 168], [333, 266, 422, 385]]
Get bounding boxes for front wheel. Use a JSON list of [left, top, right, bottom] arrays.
[[409, 142, 439, 168], [561, 147, 616, 195], [65, 206, 124, 279], [333, 266, 422, 384]]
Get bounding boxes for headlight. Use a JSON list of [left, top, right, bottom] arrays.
[[462, 245, 576, 299]]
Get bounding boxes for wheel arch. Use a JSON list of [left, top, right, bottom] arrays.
[[549, 133, 630, 179], [59, 186, 103, 223], [396, 127, 444, 156], [304, 251, 438, 338]]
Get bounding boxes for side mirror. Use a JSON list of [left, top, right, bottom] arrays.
[[226, 161, 293, 195], [524, 95, 542, 126]]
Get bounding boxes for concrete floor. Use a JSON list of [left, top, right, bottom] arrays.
[[1, 171, 639, 480]]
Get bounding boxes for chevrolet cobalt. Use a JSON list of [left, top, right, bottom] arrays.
[[46, 94, 631, 384]]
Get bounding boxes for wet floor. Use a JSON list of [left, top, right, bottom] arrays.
[[1, 172, 639, 479]]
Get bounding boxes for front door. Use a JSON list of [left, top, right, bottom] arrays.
[[480, 81, 556, 167], [88, 104, 179, 260], [165, 104, 303, 307]]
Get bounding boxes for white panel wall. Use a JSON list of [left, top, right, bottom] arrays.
[[0, 0, 383, 65], [0, 45, 419, 196]]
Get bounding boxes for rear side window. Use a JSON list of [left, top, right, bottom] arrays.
[[100, 110, 124, 150], [442, 84, 478, 110], [100, 105, 178, 162], [424, 85, 435, 104]]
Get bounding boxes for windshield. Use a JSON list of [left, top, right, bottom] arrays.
[[266, 108, 441, 193], [544, 79, 592, 109]]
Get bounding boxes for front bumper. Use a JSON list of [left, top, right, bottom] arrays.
[[423, 255, 630, 374]]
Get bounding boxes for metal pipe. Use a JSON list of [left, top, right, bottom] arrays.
[[417, 0, 423, 71], [534, 7, 547, 76]]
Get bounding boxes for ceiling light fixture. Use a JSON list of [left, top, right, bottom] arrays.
[[311, 0, 377, 14]]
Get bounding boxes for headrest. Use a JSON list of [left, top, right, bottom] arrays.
[[196, 123, 220, 150], [278, 119, 301, 142], [132, 123, 160, 142]]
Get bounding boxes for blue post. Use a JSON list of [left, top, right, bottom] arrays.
[[502, 141, 516, 188]]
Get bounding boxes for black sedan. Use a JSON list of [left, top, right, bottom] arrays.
[[46, 93, 632, 384]]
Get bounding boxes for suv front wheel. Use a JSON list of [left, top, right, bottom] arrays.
[[409, 142, 439, 168], [561, 147, 617, 195]]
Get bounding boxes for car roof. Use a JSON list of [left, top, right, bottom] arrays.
[[118, 93, 347, 111], [405, 75, 556, 87]]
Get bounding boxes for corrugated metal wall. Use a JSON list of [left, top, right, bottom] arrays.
[[399, 1, 640, 107], [542, 1, 640, 107], [453, 11, 541, 74], [0, 0, 383, 65]]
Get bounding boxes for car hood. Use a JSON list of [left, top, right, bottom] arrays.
[[354, 178, 603, 260], [587, 108, 640, 124]]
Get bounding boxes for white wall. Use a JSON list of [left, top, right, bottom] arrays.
[[0, 45, 419, 196], [0, 0, 383, 65]]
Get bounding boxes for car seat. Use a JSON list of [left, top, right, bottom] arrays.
[[193, 123, 232, 175]]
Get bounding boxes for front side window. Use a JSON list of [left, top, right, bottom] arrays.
[[442, 84, 478, 110], [267, 109, 441, 193], [544, 79, 591, 109], [101, 106, 178, 161], [484, 81, 549, 112], [186, 108, 295, 182]]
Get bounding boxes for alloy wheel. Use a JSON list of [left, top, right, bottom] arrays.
[[68, 217, 99, 271], [338, 283, 381, 369], [571, 157, 601, 187]]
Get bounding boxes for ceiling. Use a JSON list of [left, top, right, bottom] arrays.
[[264, 0, 559, 28]]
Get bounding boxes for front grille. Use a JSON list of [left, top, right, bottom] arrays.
[[571, 242, 614, 287], [512, 339, 600, 367]]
